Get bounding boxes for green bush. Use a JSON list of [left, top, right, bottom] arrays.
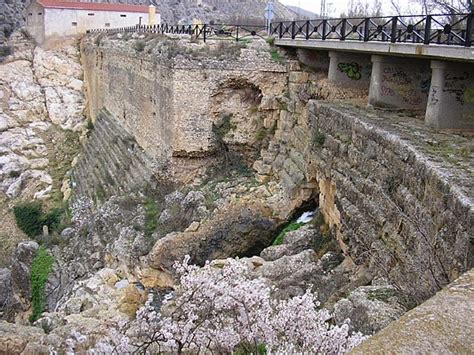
[[13, 202, 64, 237], [13, 202, 43, 237], [144, 197, 158, 237], [29, 247, 54, 323], [133, 40, 146, 52], [272, 221, 304, 246], [0, 45, 12, 57], [270, 48, 283, 64], [312, 129, 326, 147]]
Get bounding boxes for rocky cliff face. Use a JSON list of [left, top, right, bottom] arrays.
[[0, 0, 29, 47], [0, 35, 86, 264], [74, 0, 298, 23]]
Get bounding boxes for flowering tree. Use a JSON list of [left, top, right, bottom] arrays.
[[92, 256, 367, 354]]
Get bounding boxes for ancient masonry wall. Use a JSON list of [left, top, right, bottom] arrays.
[[80, 34, 472, 305], [254, 65, 473, 304], [81, 36, 287, 181], [72, 110, 154, 203]]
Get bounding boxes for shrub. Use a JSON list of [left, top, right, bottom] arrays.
[[13, 202, 43, 237], [272, 221, 303, 246], [312, 129, 326, 147], [144, 197, 158, 237], [29, 247, 54, 322], [86, 119, 94, 130], [270, 48, 283, 64], [133, 40, 146, 52], [266, 36, 275, 46], [0, 45, 12, 58], [13, 202, 64, 237]]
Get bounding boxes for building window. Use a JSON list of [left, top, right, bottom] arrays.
[[72, 22, 77, 26], [38, 12, 42, 15], [120, 14, 127, 17], [105, 23, 110, 27], [88, 13, 94, 16], [28, 13, 32, 16]]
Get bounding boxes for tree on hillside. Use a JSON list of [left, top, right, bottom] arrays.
[[89, 257, 368, 353]]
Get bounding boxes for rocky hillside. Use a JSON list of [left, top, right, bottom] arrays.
[[73, 0, 298, 23], [0, 0, 30, 59], [0, 33, 86, 266]]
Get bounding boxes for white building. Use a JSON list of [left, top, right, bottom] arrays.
[[26, 0, 160, 44]]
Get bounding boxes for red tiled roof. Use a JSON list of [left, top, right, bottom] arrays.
[[37, 0, 150, 13]]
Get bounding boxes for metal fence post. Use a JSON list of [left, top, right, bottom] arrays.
[[391, 16, 398, 43], [203, 24, 207, 42], [340, 18, 346, 40], [305, 20, 310, 39], [466, 13, 473, 47], [291, 21, 296, 39], [363, 18, 370, 41], [322, 19, 327, 40], [424, 15, 432, 44]]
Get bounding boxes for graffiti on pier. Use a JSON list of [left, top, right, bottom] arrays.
[[381, 86, 395, 96], [429, 86, 439, 105], [382, 67, 412, 85], [337, 62, 362, 80], [420, 78, 431, 94], [443, 71, 470, 105]]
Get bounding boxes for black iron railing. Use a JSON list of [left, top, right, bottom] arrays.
[[270, 13, 474, 47], [88, 23, 268, 42]]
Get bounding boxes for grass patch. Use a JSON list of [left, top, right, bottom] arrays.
[[13, 202, 64, 238], [272, 221, 304, 246], [270, 48, 284, 64], [144, 197, 159, 237], [29, 247, 54, 323]]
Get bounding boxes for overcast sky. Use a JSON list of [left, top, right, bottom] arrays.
[[279, 0, 421, 17]]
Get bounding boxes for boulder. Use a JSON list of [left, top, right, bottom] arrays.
[[334, 285, 406, 334], [148, 203, 277, 272], [10, 241, 39, 300], [0, 269, 13, 319]]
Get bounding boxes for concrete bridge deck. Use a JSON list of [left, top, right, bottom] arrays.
[[275, 39, 474, 62]]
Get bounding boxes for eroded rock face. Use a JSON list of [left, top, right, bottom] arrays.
[[334, 285, 406, 334], [148, 202, 277, 272], [0, 36, 85, 200]]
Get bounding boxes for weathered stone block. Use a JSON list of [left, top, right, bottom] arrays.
[[289, 71, 309, 84]]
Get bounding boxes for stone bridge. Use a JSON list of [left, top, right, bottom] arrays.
[[271, 14, 474, 130]]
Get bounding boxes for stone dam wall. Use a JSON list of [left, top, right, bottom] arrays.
[[80, 33, 473, 307]]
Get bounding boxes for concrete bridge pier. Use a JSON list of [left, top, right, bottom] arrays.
[[327, 51, 371, 89], [425, 61, 474, 130], [368, 55, 431, 111]]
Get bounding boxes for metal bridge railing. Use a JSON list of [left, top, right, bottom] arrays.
[[87, 23, 268, 43], [270, 13, 474, 47]]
